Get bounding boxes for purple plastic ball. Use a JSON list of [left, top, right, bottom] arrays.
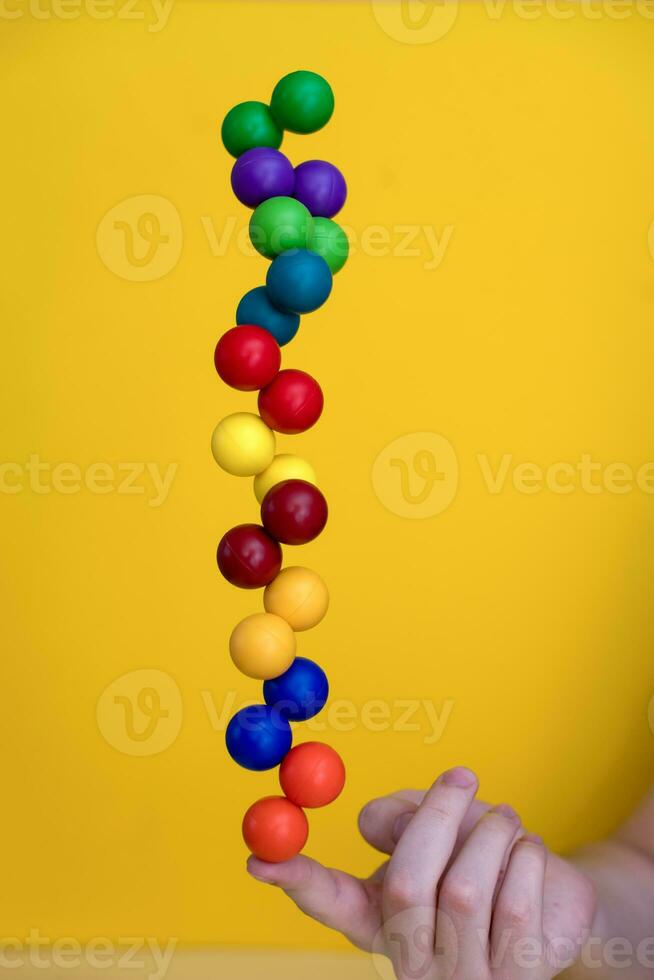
[[294, 160, 347, 218], [231, 147, 295, 209]]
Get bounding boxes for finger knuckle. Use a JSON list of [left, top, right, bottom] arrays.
[[357, 800, 380, 835], [421, 800, 455, 828], [439, 872, 482, 916], [497, 896, 534, 929], [385, 871, 425, 910]]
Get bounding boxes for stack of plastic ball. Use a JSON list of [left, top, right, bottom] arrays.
[[213, 71, 347, 864]]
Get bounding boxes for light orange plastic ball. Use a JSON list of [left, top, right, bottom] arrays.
[[229, 612, 296, 679], [263, 566, 329, 632]]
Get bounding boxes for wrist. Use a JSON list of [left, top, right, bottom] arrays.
[[563, 838, 654, 979]]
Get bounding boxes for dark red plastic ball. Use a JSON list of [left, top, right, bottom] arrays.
[[261, 480, 328, 545], [242, 796, 309, 863], [214, 325, 281, 392], [257, 369, 323, 434], [279, 742, 346, 808], [217, 523, 282, 588]]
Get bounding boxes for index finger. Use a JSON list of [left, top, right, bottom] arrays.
[[382, 767, 479, 979], [359, 791, 492, 856]]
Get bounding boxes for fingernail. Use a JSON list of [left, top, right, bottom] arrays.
[[392, 812, 413, 843], [247, 859, 276, 883], [441, 766, 476, 788], [248, 871, 271, 883], [493, 804, 520, 824], [521, 833, 544, 846]]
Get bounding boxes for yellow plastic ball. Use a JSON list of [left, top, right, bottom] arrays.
[[229, 612, 296, 680], [263, 566, 329, 632], [253, 453, 318, 503], [211, 412, 275, 477]]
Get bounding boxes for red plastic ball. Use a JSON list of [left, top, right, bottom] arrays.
[[214, 325, 281, 392], [217, 523, 282, 589], [261, 480, 328, 545], [258, 369, 324, 434], [280, 742, 346, 809], [242, 795, 309, 863]]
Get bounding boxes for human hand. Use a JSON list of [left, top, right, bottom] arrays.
[[247, 766, 596, 980]]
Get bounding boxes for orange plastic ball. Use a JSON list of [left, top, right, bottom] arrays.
[[242, 796, 309, 863], [279, 742, 346, 809], [229, 612, 296, 680], [263, 566, 329, 631]]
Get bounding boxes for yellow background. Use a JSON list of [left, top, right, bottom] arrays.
[[1, 0, 654, 953]]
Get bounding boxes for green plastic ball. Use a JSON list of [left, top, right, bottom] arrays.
[[270, 71, 334, 135], [309, 217, 348, 274], [221, 101, 283, 158], [249, 197, 314, 259]]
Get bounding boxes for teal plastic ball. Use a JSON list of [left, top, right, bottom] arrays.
[[236, 286, 300, 346], [266, 249, 332, 315]]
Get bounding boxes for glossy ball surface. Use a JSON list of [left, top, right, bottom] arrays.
[[258, 369, 323, 435], [264, 656, 329, 721], [242, 796, 308, 863], [310, 217, 349, 274], [294, 160, 347, 218], [271, 71, 334, 134], [254, 454, 317, 505], [279, 742, 346, 808], [214, 326, 281, 392], [231, 147, 295, 208], [217, 524, 282, 589], [229, 612, 296, 680], [211, 412, 275, 476], [236, 286, 300, 347], [250, 197, 313, 259], [266, 249, 332, 315], [263, 566, 329, 631], [221, 101, 282, 158], [261, 479, 328, 545], [226, 705, 292, 771]]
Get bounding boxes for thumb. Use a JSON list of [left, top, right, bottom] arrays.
[[247, 853, 381, 951]]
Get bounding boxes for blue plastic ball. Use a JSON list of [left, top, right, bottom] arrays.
[[225, 704, 292, 771], [236, 286, 300, 347], [266, 249, 332, 315], [263, 657, 329, 722]]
